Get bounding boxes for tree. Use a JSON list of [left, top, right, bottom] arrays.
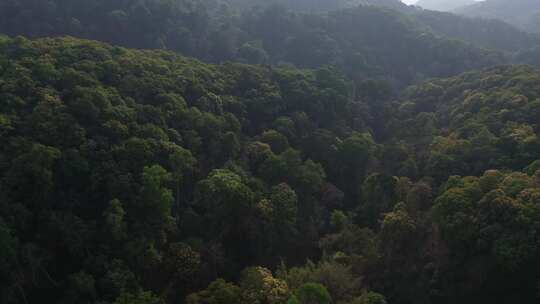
[[359, 173, 400, 228], [525, 160, 540, 176], [433, 187, 478, 246], [240, 267, 290, 304], [168, 145, 197, 210], [287, 295, 301, 304], [352, 291, 387, 304], [186, 279, 242, 304], [163, 242, 201, 282], [294, 283, 332, 304], [337, 133, 375, 207], [380, 203, 417, 258], [269, 183, 298, 226], [135, 165, 175, 240], [160, 243, 201, 300], [194, 169, 257, 268], [4, 143, 61, 206], [103, 199, 127, 241], [261, 130, 290, 154]]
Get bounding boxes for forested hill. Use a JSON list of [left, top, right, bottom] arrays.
[[0, 0, 508, 87], [411, 10, 540, 53], [386, 65, 540, 181], [1, 36, 540, 304], [224, 0, 402, 11], [455, 0, 540, 33]]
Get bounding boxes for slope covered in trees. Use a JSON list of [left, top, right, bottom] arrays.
[[455, 0, 540, 33], [0, 0, 509, 87], [411, 10, 540, 52], [1, 35, 539, 304], [386, 65, 540, 181]]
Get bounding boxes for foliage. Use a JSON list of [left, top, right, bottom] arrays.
[[294, 283, 332, 304], [0, 18, 540, 304], [0, 0, 514, 87]]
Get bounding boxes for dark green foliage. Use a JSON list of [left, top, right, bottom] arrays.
[[353, 291, 388, 304], [1, 27, 540, 304], [0, 36, 364, 303], [388, 66, 540, 181], [0, 0, 511, 87], [186, 279, 242, 304], [294, 283, 332, 304]]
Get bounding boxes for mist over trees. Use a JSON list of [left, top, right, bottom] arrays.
[[0, 1, 540, 304], [455, 0, 540, 33]]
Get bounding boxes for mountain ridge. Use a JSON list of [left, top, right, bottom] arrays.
[[455, 0, 540, 33], [415, 0, 475, 12]]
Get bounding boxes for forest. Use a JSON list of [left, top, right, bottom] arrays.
[[0, 1, 539, 304]]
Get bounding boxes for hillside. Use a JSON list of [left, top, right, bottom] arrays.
[[0, 0, 506, 87], [1, 36, 539, 304], [412, 10, 540, 52], [1, 1, 540, 304], [455, 0, 540, 33], [387, 65, 540, 181]]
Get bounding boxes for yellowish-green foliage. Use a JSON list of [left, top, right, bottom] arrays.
[[240, 267, 290, 304]]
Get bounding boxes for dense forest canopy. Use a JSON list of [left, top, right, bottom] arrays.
[[0, 1, 540, 304], [1, 34, 539, 304]]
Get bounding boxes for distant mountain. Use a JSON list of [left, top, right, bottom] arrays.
[[357, 0, 410, 10], [225, 0, 409, 12], [0, 0, 506, 88], [455, 0, 540, 33], [415, 0, 475, 11], [412, 10, 540, 52]]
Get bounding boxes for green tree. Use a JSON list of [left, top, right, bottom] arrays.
[[261, 130, 290, 154], [352, 291, 387, 304], [168, 145, 197, 209], [135, 165, 175, 240], [337, 133, 375, 206], [103, 199, 127, 241], [240, 267, 290, 304], [4, 143, 61, 206], [186, 279, 242, 304], [270, 183, 298, 227], [360, 173, 400, 228], [294, 283, 332, 304]]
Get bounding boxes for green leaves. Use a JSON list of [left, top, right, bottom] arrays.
[[0, 26, 539, 304], [294, 283, 332, 304], [135, 165, 174, 239], [433, 171, 540, 274], [186, 279, 242, 304], [240, 267, 290, 304], [352, 291, 387, 304]]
